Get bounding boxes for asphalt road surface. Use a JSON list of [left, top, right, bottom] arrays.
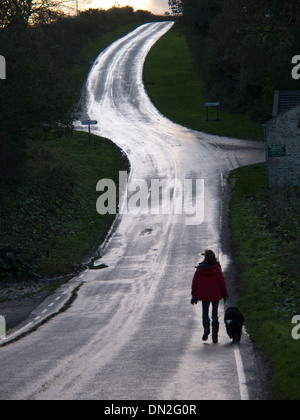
[[0, 22, 268, 400]]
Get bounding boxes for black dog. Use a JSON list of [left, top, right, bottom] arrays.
[[224, 307, 244, 343]]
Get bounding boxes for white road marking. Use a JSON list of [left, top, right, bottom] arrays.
[[219, 242, 250, 399], [234, 345, 250, 400], [6, 322, 34, 340]]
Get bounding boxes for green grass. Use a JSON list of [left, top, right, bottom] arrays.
[[0, 132, 128, 279], [144, 27, 264, 141], [229, 164, 300, 400], [83, 22, 143, 61]]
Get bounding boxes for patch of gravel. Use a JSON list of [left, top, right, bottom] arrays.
[[0, 280, 48, 301]]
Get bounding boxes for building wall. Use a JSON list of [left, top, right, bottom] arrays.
[[266, 105, 300, 187]]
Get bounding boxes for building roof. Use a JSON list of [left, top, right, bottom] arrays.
[[273, 90, 300, 117]]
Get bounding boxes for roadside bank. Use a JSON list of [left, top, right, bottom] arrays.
[[0, 131, 129, 332], [143, 26, 263, 141], [229, 163, 300, 400], [0, 22, 143, 331]]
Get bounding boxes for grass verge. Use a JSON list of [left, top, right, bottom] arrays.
[[144, 26, 264, 141], [229, 164, 300, 400], [0, 131, 128, 280]]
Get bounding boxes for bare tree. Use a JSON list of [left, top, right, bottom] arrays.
[[168, 0, 184, 15]]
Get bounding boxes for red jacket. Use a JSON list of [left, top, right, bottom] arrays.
[[192, 262, 229, 302]]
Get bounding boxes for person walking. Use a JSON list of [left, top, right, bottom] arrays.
[[191, 250, 229, 343]]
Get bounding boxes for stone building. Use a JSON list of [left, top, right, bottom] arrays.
[[265, 93, 300, 187]]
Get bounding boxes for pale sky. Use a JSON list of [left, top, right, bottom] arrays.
[[79, 0, 170, 15]]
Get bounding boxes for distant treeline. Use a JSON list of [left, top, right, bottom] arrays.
[[169, 0, 300, 122], [0, 4, 168, 181]]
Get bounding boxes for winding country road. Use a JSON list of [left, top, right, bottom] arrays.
[[0, 22, 267, 400]]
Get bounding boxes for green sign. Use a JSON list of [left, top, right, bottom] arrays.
[[268, 144, 286, 158]]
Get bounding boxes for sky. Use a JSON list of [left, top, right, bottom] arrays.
[[79, 0, 170, 15]]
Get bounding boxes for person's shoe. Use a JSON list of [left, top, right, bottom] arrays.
[[202, 329, 210, 341], [212, 322, 219, 344]]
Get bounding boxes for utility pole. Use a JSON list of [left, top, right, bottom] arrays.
[[76, 0, 79, 15]]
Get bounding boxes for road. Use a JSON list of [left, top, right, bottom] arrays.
[[0, 22, 267, 400]]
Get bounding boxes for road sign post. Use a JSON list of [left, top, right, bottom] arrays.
[[204, 102, 220, 121], [81, 120, 98, 144], [264, 120, 287, 188]]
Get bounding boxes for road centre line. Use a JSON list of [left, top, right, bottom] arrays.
[[220, 172, 224, 194]]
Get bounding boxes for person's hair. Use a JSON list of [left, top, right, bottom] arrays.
[[203, 250, 217, 265]]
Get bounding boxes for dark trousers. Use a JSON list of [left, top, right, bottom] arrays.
[[202, 301, 219, 328]]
